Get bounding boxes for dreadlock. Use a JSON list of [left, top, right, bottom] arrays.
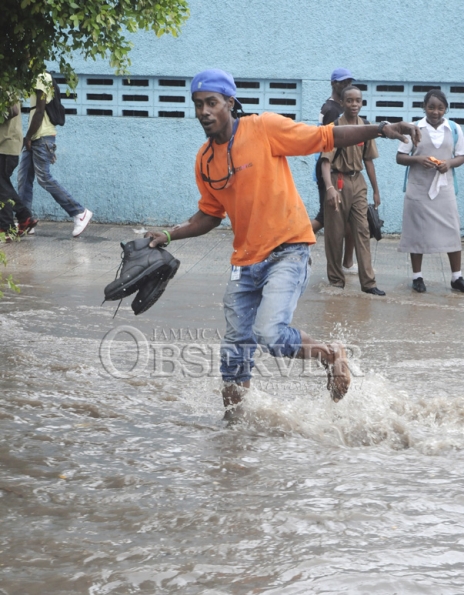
[[222, 95, 247, 118]]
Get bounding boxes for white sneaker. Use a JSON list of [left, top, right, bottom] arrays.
[[72, 209, 93, 237], [342, 263, 358, 275]]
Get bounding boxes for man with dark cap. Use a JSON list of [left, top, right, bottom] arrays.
[[312, 67, 357, 273], [144, 68, 420, 418], [320, 68, 354, 126]]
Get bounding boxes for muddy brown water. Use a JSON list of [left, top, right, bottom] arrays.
[[1, 226, 464, 594]]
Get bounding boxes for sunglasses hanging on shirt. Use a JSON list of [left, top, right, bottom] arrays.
[[200, 118, 240, 191]]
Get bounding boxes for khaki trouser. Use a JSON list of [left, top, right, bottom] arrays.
[[324, 172, 376, 291]]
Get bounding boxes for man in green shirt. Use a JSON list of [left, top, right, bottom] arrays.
[[17, 73, 93, 237], [0, 102, 37, 240]]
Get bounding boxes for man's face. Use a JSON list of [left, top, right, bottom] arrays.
[[193, 91, 234, 138], [333, 78, 353, 97]]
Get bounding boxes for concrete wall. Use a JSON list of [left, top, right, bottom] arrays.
[[23, 0, 464, 232]]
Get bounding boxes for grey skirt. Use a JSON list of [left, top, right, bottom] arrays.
[[398, 180, 462, 254]]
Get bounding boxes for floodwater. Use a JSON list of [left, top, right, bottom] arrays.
[[1, 226, 464, 594]]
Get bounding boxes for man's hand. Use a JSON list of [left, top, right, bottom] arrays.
[[143, 211, 221, 248], [326, 187, 341, 211], [144, 230, 169, 248], [383, 122, 421, 145], [23, 137, 32, 152], [373, 191, 381, 208]]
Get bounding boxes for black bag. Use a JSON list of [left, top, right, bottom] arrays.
[[45, 72, 66, 126], [31, 72, 66, 126], [367, 204, 384, 241]]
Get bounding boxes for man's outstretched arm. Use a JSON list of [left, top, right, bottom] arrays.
[[145, 210, 222, 248], [333, 121, 421, 148]]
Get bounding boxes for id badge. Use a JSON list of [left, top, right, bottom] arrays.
[[231, 265, 241, 281]]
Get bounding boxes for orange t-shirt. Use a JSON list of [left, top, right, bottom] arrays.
[[196, 112, 334, 265]]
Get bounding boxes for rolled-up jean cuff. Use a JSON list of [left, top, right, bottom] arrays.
[[267, 328, 302, 358], [221, 370, 253, 384], [220, 343, 255, 383]]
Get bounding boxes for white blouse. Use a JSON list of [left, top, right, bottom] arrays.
[[397, 117, 464, 155]]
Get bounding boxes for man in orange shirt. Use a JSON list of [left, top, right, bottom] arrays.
[[145, 69, 420, 418]]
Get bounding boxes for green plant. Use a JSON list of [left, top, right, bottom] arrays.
[[0, 201, 20, 297], [0, 0, 190, 122], [0, 240, 20, 298]]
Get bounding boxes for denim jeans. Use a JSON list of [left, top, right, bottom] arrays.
[[0, 154, 32, 230], [17, 136, 84, 217], [220, 243, 311, 383]]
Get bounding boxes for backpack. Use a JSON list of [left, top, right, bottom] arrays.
[[402, 119, 459, 194], [30, 72, 66, 126], [45, 72, 66, 126]]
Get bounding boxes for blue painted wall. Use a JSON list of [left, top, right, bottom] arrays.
[[23, 0, 464, 232]]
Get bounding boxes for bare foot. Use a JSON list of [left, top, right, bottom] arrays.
[[325, 342, 350, 402], [223, 405, 245, 424], [297, 332, 351, 403], [222, 382, 248, 421]]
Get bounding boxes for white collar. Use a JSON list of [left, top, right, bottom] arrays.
[[416, 116, 451, 131]]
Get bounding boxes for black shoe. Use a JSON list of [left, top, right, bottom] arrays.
[[104, 238, 179, 301], [412, 277, 426, 293], [451, 276, 464, 292], [363, 287, 386, 296], [131, 252, 180, 315]]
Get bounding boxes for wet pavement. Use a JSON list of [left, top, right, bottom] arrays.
[[1, 222, 464, 594], [3, 221, 463, 334]]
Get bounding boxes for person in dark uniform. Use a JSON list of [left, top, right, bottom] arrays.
[[312, 68, 357, 273], [320, 85, 385, 296]]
